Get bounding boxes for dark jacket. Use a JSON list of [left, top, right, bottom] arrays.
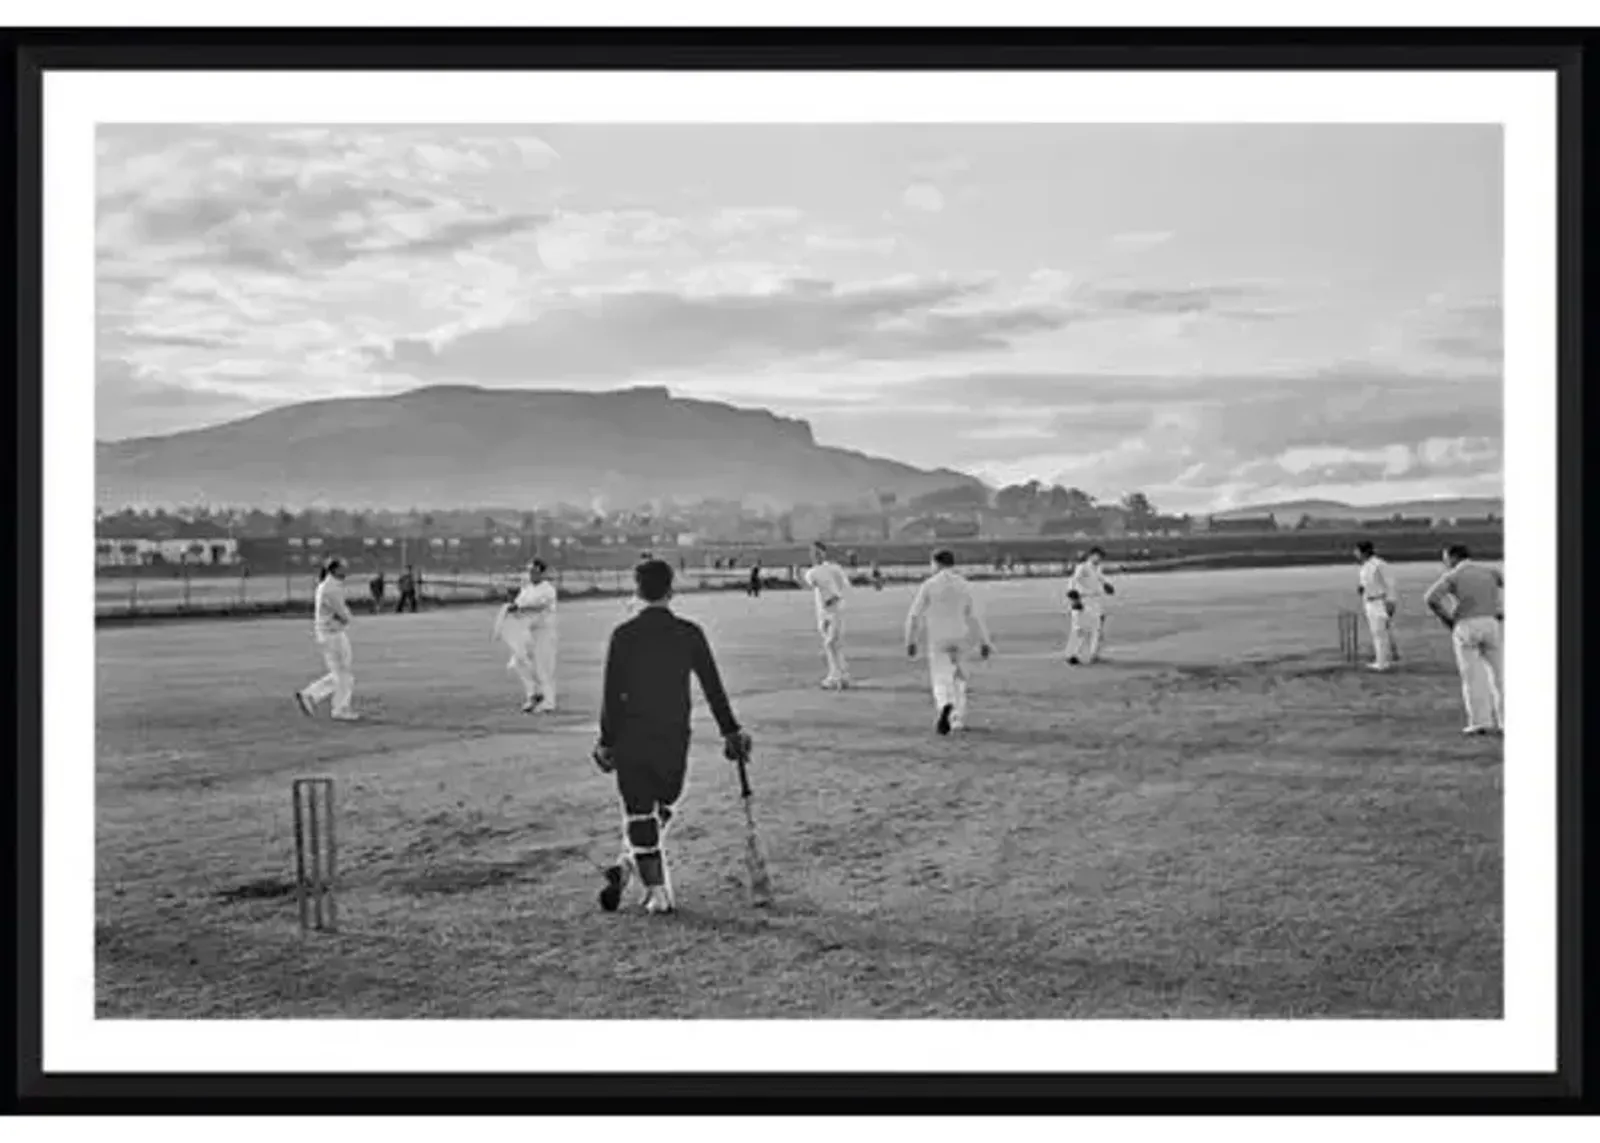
[[599, 606, 740, 750]]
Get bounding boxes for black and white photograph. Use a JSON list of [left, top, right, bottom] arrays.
[[23, 57, 1575, 1091]]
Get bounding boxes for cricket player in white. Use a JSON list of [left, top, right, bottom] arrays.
[[905, 549, 994, 735], [1354, 540, 1401, 671], [495, 558, 559, 713], [1422, 543, 1505, 736], [1064, 547, 1115, 665], [803, 541, 852, 689], [295, 557, 359, 721]]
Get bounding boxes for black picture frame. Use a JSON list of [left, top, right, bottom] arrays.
[[5, 24, 1592, 1115]]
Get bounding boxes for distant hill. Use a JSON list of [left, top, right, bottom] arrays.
[[95, 384, 982, 512], [1212, 497, 1503, 526]]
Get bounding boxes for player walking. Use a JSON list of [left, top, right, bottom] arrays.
[[396, 565, 419, 613], [1064, 546, 1116, 665], [905, 549, 994, 735], [592, 559, 751, 915], [803, 541, 852, 689], [1422, 544, 1505, 736], [495, 558, 559, 713], [295, 556, 360, 721]]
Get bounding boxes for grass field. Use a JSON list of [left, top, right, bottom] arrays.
[[95, 560, 1502, 1019]]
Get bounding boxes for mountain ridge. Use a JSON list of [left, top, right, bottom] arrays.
[[1210, 496, 1502, 523], [96, 384, 980, 512]]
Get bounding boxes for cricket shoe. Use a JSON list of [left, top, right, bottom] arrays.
[[598, 860, 632, 913], [643, 886, 676, 915], [293, 691, 314, 718], [1366, 663, 1393, 673], [1066, 656, 1081, 666], [936, 703, 954, 736], [1462, 725, 1493, 736], [331, 711, 362, 722], [521, 698, 538, 713], [533, 700, 557, 714]]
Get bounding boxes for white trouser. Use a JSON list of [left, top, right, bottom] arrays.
[[1452, 616, 1504, 730], [305, 632, 354, 716], [506, 626, 558, 703], [1363, 599, 1399, 667], [928, 642, 969, 724], [1066, 605, 1105, 660], [818, 609, 849, 683]]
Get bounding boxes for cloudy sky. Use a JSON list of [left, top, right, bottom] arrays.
[[96, 123, 1502, 512]]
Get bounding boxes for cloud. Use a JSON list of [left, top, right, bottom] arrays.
[[364, 275, 1074, 382], [911, 154, 973, 181], [901, 183, 946, 213], [708, 206, 805, 237], [1109, 231, 1174, 252], [1081, 281, 1286, 321], [831, 366, 1502, 509], [95, 358, 268, 441], [97, 126, 563, 275]]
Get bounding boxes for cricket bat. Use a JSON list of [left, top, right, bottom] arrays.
[[734, 754, 774, 907]]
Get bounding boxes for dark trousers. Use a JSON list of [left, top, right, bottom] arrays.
[[396, 589, 418, 613], [614, 733, 690, 887]]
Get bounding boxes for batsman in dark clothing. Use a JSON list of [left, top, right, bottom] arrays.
[[593, 559, 751, 915]]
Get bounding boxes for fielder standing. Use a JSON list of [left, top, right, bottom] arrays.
[[1064, 546, 1116, 665], [1354, 540, 1401, 671], [803, 541, 852, 689], [295, 556, 360, 721], [905, 549, 994, 735], [396, 565, 419, 613], [592, 559, 751, 915], [495, 558, 559, 713], [1422, 544, 1505, 736]]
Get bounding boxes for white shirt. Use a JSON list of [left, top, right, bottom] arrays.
[[804, 561, 850, 619], [313, 576, 352, 639], [1067, 561, 1111, 607], [905, 569, 992, 650], [1358, 556, 1396, 604], [510, 579, 558, 631]]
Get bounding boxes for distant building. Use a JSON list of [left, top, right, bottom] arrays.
[[97, 535, 240, 567], [1205, 515, 1279, 535], [932, 517, 981, 540], [828, 512, 887, 542], [1040, 507, 1127, 538], [896, 516, 940, 541], [788, 506, 832, 543]]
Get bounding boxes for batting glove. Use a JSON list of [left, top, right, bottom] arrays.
[[591, 743, 616, 773], [1104, 584, 1115, 596], [980, 643, 994, 660], [723, 730, 753, 764], [906, 642, 918, 658]]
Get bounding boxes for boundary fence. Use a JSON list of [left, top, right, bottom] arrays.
[[93, 532, 1502, 625]]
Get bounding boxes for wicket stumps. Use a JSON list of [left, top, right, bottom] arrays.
[[1338, 610, 1361, 666], [292, 776, 338, 932]]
